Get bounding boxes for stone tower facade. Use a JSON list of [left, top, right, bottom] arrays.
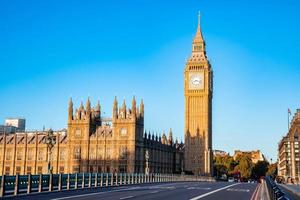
[[184, 14, 213, 176]]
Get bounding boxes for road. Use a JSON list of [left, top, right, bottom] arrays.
[[8, 181, 258, 200]]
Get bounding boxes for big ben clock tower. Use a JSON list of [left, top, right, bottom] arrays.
[[184, 13, 213, 176]]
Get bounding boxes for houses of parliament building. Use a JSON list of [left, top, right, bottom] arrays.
[[0, 97, 184, 175], [0, 15, 213, 176]]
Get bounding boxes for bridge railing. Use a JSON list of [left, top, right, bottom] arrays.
[[0, 173, 214, 197], [265, 176, 289, 200]]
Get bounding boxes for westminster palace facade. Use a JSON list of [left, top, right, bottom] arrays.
[[0, 97, 184, 175]]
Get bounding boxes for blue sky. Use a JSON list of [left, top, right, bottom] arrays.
[[0, 0, 299, 161]]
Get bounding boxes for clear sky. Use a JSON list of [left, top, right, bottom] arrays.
[[0, 0, 299, 161]]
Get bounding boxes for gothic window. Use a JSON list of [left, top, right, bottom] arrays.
[[5, 166, 10, 175], [26, 166, 31, 175], [74, 146, 81, 159], [97, 147, 103, 159], [60, 149, 66, 160], [17, 148, 23, 160], [28, 148, 34, 160], [106, 148, 112, 159], [90, 148, 96, 160], [37, 166, 43, 174], [73, 166, 80, 173], [120, 128, 127, 136], [6, 148, 12, 160], [59, 166, 64, 174], [119, 146, 127, 159], [15, 166, 21, 174], [38, 149, 45, 161], [75, 129, 81, 137]]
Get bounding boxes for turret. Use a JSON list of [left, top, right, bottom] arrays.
[[162, 132, 167, 145], [132, 96, 136, 116], [95, 100, 101, 118], [140, 99, 144, 118], [168, 128, 173, 145], [113, 96, 118, 119], [86, 98, 91, 119], [121, 99, 127, 118], [68, 97, 73, 121]]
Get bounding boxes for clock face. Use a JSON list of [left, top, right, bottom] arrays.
[[189, 72, 204, 89]]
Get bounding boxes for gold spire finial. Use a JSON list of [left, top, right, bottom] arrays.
[[198, 11, 201, 27]]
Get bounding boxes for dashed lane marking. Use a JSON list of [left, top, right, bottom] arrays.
[[187, 187, 211, 190], [227, 188, 250, 192], [120, 196, 134, 200], [190, 183, 240, 200]]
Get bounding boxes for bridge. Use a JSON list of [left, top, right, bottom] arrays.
[[0, 173, 263, 199]]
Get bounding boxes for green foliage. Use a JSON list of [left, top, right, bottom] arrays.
[[252, 161, 269, 179], [213, 155, 237, 178], [266, 163, 278, 179], [214, 153, 273, 181], [234, 154, 253, 179]]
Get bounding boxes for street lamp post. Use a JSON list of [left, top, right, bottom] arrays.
[[46, 129, 56, 174]]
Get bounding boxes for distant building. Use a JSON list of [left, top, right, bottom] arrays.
[[233, 150, 266, 163], [278, 136, 291, 181], [277, 109, 300, 183], [0, 125, 18, 134], [213, 150, 229, 157], [5, 118, 26, 131]]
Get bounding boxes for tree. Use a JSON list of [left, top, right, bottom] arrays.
[[213, 155, 237, 178], [252, 161, 269, 179], [234, 154, 253, 179], [267, 163, 278, 179]]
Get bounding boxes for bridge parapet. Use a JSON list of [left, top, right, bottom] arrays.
[[0, 173, 215, 197]]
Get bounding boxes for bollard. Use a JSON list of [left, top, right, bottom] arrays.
[[75, 173, 78, 189], [138, 174, 141, 183], [110, 173, 113, 186], [27, 174, 32, 194], [88, 173, 91, 188], [0, 175, 5, 197], [82, 173, 85, 188], [94, 173, 98, 187], [127, 173, 130, 185], [49, 174, 53, 192], [106, 173, 109, 186], [38, 174, 42, 193], [67, 174, 70, 190], [58, 174, 62, 191], [14, 174, 19, 196], [115, 173, 118, 186], [100, 173, 103, 187]]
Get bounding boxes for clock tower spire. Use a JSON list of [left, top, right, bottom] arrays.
[[184, 14, 213, 176]]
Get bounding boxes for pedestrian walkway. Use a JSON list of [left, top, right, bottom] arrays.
[[280, 184, 300, 197]]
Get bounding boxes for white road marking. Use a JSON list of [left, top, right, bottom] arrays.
[[190, 183, 240, 200], [187, 187, 211, 190], [50, 187, 141, 200], [227, 188, 250, 192], [120, 196, 134, 200]]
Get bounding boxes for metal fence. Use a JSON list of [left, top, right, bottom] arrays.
[[0, 173, 215, 197], [265, 176, 289, 200]]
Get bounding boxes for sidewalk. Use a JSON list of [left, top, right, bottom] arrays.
[[280, 183, 300, 197]]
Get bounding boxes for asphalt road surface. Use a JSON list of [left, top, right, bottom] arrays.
[[9, 181, 258, 200]]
